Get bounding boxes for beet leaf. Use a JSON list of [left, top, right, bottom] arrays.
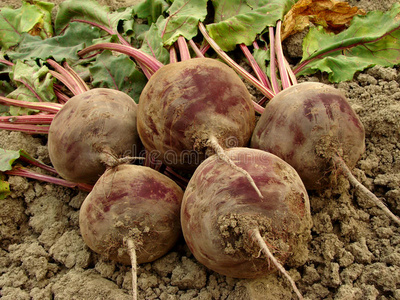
[[294, 2, 400, 82], [133, 0, 169, 24], [0, 1, 54, 50], [0, 173, 10, 200], [0, 81, 14, 99], [54, 0, 134, 37], [159, 0, 208, 46], [0, 57, 16, 98], [139, 21, 170, 64], [89, 50, 147, 102], [0, 148, 30, 172], [3, 61, 56, 116], [7, 22, 103, 63], [207, 0, 294, 51]]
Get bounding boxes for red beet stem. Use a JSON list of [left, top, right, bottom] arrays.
[[78, 43, 164, 76], [177, 36, 191, 61], [5, 168, 93, 192], [0, 123, 50, 134], [0, 114, 54, 124], [0, 96, 62, 114], [199, 22, 275, 103]]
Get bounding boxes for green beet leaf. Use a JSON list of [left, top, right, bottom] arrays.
[[296, 2, 400, 82], [253, 47, 271, 77], [133, 0, 169, 24], [0, 81, 14, 98], [3, 60, 56, 116], [0, 53, 15, 97], [140, 19, 170, 64], [0, 148, 48, 199], [0, 148, 53, 172], [0, 173, 10, 200], [55, 0, 134, 35], [7, 22, 103, 63], [10, 60, 56, 101], [159, 0, 208, 46], [207, 0, 294, 51], [0, 1, 54, 50], [89, 50, 147, 103], [0, 148, 24, 172], [55, 0, 170, 47]]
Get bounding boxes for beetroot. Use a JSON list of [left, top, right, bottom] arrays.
[[136, 57, 255, 170], [181, 147, 312, 297], [48, 88, 141, 184], [79, 164, 184, 298], [251, 82, 400, 225], [251, 82, 365, 190], [79, 164, 183, 264]]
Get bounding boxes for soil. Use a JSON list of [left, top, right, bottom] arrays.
[[1, 0, 399, 299]]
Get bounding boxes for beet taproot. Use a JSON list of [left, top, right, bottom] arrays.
[[136, 57, 255, 170], [48, 88, 141, 184], [251, 82, 400, 225], [79, 164, 183, 299], [181, 148, 312, 285], [251, 82, 365, 190], [79, 164, 183, 265]]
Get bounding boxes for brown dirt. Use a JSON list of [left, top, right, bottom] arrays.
[[1, 1, 399, 299]]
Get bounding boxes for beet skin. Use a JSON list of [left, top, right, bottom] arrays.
[[137, 58, 255, 170], [48, 88, 141, 184], [251, 82, 365, 189], [181, 147, 312, 278], [79, 164, 183, 264]]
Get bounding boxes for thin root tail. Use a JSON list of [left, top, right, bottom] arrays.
[[126, 238, 138, 300], [249, 228, 304, 300], [333, 155, 400, 226], [208, 136, 263, 199]]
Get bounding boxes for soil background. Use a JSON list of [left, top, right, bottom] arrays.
[[1, 0, 400, 299]]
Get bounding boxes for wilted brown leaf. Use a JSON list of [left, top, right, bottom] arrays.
[[281, 0, 365, 40], [28, 23, 44, 37]]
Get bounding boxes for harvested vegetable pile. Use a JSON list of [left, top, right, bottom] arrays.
[[0, 0, 399, 299]]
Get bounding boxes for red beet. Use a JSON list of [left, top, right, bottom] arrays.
[[251, 82, 365, 190], [79, 164, 183, 298], [137, 57, 255, 170], [251, 82, 400, 225], [48, 88, 141, 184], [79, 164, 183, 265], [181, 147, 312, 298]]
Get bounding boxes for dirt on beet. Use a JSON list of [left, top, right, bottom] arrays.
[[1, 0, 400, 299]]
